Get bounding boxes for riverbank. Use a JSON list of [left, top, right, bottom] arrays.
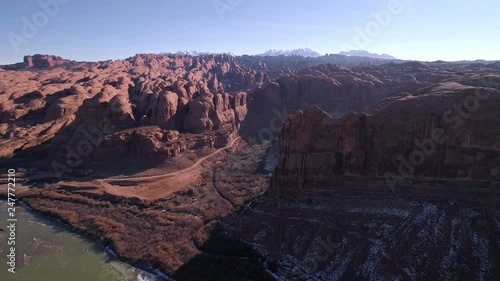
[[2, 142, 274, 280], [0, 200, 148, 281]]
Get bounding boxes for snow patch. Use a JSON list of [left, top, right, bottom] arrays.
[[472, 232, 492, 281], [349, 207, 410, 218], [254, 229, 267, 241], [137, 269, 158, 281], [494, 217, 500, 231], [361, 239, 386, 276]]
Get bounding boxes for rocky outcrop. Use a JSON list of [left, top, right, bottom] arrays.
[[272, 84, 500, 193], [224, 181, 500, 281], [0, 54, 267, 161], [91, 126, 224, 159], [2, 54, 500, 178], [146, 90, 179, 128], [241, 64, 387, 139], [73, 85, 136, 128], [2, 53, 500, 280], [23, 55, 66, 68]]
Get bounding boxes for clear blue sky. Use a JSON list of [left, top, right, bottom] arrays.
[[1, 0, 499, 64]]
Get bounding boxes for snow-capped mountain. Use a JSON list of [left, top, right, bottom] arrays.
[[164, 51, 236, 56], [257, 48, 322, 58], [338, 50, 397, 60]]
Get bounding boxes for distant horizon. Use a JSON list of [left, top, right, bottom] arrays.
[[3, 44, 500, 65], [1, 0, 499, 64], [4, 48, 500, 65]]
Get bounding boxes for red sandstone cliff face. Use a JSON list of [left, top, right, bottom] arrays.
[[240, 62, 442, 140], [2, 54, 500, 180], [0, 54, 266, 163], [23, 54, 67, 68], [0, 54, 405, 164], [272, 82, 500, 193]]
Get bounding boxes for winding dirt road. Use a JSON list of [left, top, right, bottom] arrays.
[[103, 137, 241, 182]]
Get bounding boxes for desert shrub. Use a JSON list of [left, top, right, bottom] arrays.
[[36, 207, 79, 225], [149, 242, 184, 271], [83, 215, 126, 233]]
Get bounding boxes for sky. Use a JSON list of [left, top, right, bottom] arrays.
[[0, 0, 499, 64]]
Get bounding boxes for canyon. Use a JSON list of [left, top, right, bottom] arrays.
[[272, 86, 500, 193], [0, 53, 499, 280]]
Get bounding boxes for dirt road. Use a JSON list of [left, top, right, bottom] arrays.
[[103, 137, 241, 182]]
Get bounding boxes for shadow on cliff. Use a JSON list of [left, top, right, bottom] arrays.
[[172, 230, 275, 281], [2, 105, 174, 183]]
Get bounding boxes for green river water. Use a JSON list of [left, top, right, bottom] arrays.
[[0, 201, 158, 281]]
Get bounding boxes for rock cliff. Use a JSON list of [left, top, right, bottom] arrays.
[[272, 82, 500, 193], [2, 54, 499, 182], [0, 54, 266, 164]]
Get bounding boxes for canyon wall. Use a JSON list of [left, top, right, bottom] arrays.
[[272, 83, 500, 193], [0, 54, 265, 163], [2, 54, 500, 181]]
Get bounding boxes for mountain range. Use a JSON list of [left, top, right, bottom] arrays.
[[338, 49, 397, 60], [163, 51, 237, 56], [171, 48, 398, 60], [256, 48, 323, 58]]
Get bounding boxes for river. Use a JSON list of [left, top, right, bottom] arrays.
[[0, 201, 159, 281]]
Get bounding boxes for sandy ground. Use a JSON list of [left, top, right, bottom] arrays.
[[58, 137, 242, 200], [0, 182, 30, 197]]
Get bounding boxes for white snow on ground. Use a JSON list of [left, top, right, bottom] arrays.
[[234, 198, 496, 280], [361, 239, 386, 277], [417, 203, 438, 218], [432, 210, 446, 241], [472, 232, 492, 281], [293, 234, 306, 254], [416, 208, 444, 240], [349, 207, 411, 218], [320, 237, 352, 281], [300, 241, 323, 273], [254, 229, 267, 241], [321, 251, 352, 281], [463, 208, 480, 218], [379, 223, 396, 236], [153, 269, 175, 281], [247, 206, 336, 229], [439, 218, 459, 280], [265, 269, 284, 281], [137, 269, 158, 281], [364, 222, 396, 236], [401, 267, 417, 281]]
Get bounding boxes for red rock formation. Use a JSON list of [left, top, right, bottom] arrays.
[[88, 126, 230, 159], [241, 65, 381, 139], [2, 54, 500, 179], [147, 90, 179, 128], [0, 54, 266, 161], [23, 54, 66, 68], [272, 84, 500, 193]]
